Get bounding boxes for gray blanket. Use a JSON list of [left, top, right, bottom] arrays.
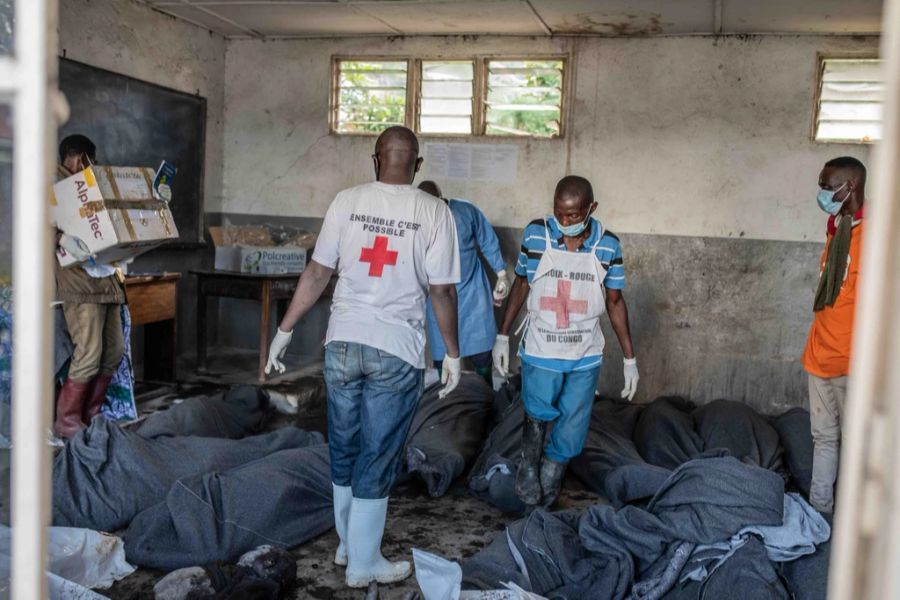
[[132, 384, 271, 439], [124, 445, 332, 570], [567, 396, 804, 508], [52, 419, 320, 533], [51, 385, 319, 532], [464, 384, 825, 600], [664, 537, 790, 600], [462, 457, 785, 599], [402, 374, 494, 497], [123, 376, 492, 569], [772, 408, 814, 497], [473, 383, 812, 512]]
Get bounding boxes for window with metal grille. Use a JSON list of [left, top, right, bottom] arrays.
[[419, 60, 474, 135], [815, 58, 884, 143], [335, 59, 409, 134], [485, 59, 564, 138]]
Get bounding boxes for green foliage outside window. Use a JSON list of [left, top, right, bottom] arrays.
[[334, 58, 564, 137], [486, 60, 563, 138], [337, 61, 407, 134]]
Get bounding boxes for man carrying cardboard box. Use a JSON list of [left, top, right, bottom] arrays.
[[53, 134, 126, 440]]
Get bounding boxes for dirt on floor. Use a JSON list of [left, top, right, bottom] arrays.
[[106, 480, 599, 600]]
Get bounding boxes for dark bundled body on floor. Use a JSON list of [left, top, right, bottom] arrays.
[[50, 374, 827, 599]]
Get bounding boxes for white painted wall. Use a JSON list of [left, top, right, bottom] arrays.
[[223, 34, 877, 242], [58, 0, 226, 212]]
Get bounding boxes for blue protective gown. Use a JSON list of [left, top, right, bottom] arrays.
[[426, 198, 506, 361]]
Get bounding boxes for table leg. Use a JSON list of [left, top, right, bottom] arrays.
[[197, 283, 208, 374], [259, 281, 272, 382], [276, 299, 289, 329]]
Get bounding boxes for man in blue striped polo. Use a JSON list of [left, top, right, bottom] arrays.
[[493, 175, 638, 507]]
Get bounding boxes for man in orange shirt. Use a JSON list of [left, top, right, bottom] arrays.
[[802, 156, 866, 514]]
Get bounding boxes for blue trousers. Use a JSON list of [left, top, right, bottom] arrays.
[[324, 341, 424, 499], [521, 362, 601, 463]]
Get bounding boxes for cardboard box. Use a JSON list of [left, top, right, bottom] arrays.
[[208, 226, 307, 274], [52, 166, 179, 267]]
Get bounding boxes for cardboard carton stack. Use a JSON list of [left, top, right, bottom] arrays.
[[208, 225, 316, 275]]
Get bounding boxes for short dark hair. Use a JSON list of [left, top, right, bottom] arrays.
[[554, 175, 594, 206], [824, 156, 866, 181], [59, 134, 96, 164], [418, 180, 442, 198]]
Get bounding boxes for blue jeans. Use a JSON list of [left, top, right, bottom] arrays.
[[324, 341, 424, 499], [521, 362, 601, 463]]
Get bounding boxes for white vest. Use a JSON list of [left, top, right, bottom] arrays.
[[522, 221, 607, 360]]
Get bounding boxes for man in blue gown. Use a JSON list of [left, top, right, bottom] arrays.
[[420, 181, 508, 387]]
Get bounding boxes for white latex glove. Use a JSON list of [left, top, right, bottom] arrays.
[[621, 357, 639, 402], [58, 234, 92, 262], [492, 270, 510, 306], [493, 334, 510, 377], [264, 328, 293, 375], [439, 354, 461, 399]]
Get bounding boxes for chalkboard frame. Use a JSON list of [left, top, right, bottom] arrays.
[[58, 57, 208, 247]]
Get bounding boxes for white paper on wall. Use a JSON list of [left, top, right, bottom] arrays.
[[423, 142, 518, 183]]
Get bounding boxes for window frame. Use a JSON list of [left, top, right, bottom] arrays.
[[480, 55, 569, 139], [811, 52, 883, 145], [330, 54, 570, 140], [329, 55, 414, 137], [415, 58, 478, 138]]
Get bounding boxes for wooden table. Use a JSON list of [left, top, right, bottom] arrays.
[[192, 269, 334, 382], [125, 272, 181, 382]]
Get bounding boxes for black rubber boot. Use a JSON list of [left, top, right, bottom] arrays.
[[539, 457, 567, 507], [516, 414, 545, 506], [475, 365, 493, 388]]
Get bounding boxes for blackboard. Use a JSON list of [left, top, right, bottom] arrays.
[[58, 58, 206, 244]]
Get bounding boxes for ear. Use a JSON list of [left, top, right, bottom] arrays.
[[415, 156, 424, 174], [588, 201, 598, 215]]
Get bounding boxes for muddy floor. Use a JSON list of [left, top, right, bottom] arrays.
[[106, 480, 599, 599]]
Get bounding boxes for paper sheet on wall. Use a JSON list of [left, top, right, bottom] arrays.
[[423, 143, 518, 183]]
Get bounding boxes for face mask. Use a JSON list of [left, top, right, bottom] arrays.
[[556, 214, 589, 237], [817, 182, 849, 215]]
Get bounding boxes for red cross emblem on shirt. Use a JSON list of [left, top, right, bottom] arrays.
[[359, 235, 398, 277], [540, 279, 588, 329]]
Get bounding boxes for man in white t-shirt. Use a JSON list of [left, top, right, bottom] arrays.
[[265, 126, 461, 589]]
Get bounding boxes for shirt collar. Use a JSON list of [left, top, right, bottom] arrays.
[[547, 216, 602, 250]]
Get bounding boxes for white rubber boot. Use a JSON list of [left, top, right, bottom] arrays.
[[345, 497, 412, 588], [333, 483, 352, 566]]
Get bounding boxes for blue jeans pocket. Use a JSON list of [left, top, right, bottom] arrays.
[[372, 349, 417, 392], [325, 341, 350, 384]]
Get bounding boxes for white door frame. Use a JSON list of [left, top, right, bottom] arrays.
[[5, 0, 58, 598], [829, 0, 900, 598]]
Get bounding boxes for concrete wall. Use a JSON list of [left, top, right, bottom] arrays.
[[55, 0, 227, 358], [218, 34, 876, 409], [222, 34, 876, 242]]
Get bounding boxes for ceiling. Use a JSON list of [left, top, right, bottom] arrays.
[[140, 0, 884, 39]]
